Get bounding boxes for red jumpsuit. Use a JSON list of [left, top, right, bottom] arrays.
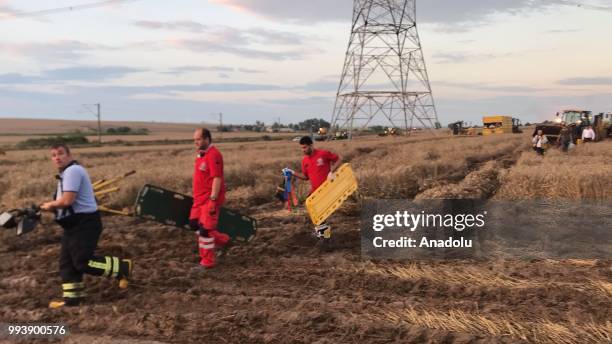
[[190, 145, 229, 268]]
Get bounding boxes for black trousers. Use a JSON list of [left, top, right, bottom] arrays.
[[58, 212, 105, 283]]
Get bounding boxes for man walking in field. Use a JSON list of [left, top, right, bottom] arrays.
[[558, 125, 572, 152], [581, 125, 596, 142], [41, 144, 132, 309], [532, 130, 548, 156], [290, 136, 342, 240], [189, 128, 230, 269]]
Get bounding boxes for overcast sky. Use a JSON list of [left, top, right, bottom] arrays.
[[1, 0, 611, 125]]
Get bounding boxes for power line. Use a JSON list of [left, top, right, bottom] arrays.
[[0, 0, 143, 20]]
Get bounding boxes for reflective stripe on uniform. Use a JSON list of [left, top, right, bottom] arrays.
[[63, 290, 87, 298], [88, 260, 107, 271], [62, 282, 84, 290], [112, 257, 120, 278], [104, 256, 112, 277], [198, 236, 215, 249]]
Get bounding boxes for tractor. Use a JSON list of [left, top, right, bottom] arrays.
[[378, 127, 399, 137], [534, 109, 602, 144]]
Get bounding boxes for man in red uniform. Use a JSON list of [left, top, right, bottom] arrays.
[[292, 136, 342, 240], [189, 128, 230, 269]]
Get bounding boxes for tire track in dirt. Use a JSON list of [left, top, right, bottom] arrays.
[[414, 144, 527, 199]]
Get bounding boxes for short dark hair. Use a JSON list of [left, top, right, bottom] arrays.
[[199, 128, 213, 143], [50, 143, 71, 154], [299, 136, 313, 145]]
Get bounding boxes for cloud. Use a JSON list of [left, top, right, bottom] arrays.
[[0, 73, 40, 84], [209, 0, 611, 27], [162, 66, 267, 75], [172, 38, 305, 60], [134, 20, 308, 60], [435, 81, 550, 93], [0, 1, 18, 19], [557, 77, 612, 85], [432, 52, 513, 64], [209, 0, 351, 23], [545, 28, 582, 34], [436, 91, 612, 125], [69, 83, 283, 95], [237, 68, 265, 74], [0, 40, 113, 62], [0, 85, 326, 124], [134, 20, 208, 32], [0, 66, 147, 85], [162, 65, 235, 75], [299, 80, 339, 92], [134, 20, 306, 45], [44, 66, 147, 81], [262, 95, 333, 106]]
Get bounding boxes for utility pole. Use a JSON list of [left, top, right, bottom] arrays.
[[219, 112, 223, 140], [211, 112, 223, 140], [83, 103, 102, 144], [96, 103, 101, 144]]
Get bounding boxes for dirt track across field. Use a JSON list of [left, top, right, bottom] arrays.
[[1, 201, 610, 343]]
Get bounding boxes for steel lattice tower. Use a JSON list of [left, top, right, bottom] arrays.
[[330, 0, 439, 138]]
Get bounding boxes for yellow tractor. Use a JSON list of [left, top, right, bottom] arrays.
[[448, 121, 479, 136], [482, 116, 522, 135]]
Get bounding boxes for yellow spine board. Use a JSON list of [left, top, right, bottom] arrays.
[[305, 163, 358, 225]]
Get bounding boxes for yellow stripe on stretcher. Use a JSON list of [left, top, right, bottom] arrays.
[[305, 163, 358, 226]]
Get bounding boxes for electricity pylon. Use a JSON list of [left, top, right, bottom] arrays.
[[330, 0, 440, 138]]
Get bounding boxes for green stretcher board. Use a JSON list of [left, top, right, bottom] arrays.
[[134, 184, 256, 243]]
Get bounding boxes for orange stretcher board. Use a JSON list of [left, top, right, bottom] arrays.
[[305, 163, 358, 226]]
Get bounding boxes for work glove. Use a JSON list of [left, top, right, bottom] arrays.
[[327, 171, 336, 181]]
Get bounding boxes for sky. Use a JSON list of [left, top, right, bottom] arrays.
[[0, 0, 611, 126]]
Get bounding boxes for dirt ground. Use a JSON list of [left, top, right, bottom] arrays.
[[0, 135, 610, 343], [0, 200, 610, 343]]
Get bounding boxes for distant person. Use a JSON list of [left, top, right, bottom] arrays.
[[41, 144, 132, 309], [558, 125, 572, 152], [287, 136, 342, 242], [189, 128, 230, 270], [532, 130, 548, 156], [581, 125, 596, 142]]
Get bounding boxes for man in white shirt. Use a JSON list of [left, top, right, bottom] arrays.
[[581, 126, 596, 142], [532, 130, 548, 156]]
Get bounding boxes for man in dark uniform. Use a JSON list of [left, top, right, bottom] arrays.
[[41, 143, 132, 309]]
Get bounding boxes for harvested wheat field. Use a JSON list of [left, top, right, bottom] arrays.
[[1, 134, 610, 343]]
